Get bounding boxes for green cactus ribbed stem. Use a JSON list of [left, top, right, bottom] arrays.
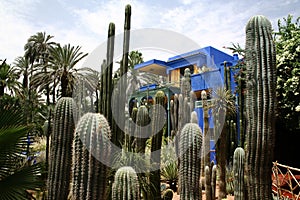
[[71, 113, 111, 200], [105, 22, 115, 128], [162, 189, 174, 200], [114, 4, 132, 148], [181, 68, 191, 99], [245, 15, 276, 200], [211, 164, 217, 200], [134, 105, 150, 153], [173, 94, 178, 132], [191, 111, 198, 124], [179, 123, 202, 200], [48, 97, 77, 200], [150, 91, 166, 200], [112, 166, 140, 200], [99, 59, 106, 115], [233, 147, 245, 200], [178, 94, 184, 133], [202, 90, 210, 169], [205, 166, 212, 200]]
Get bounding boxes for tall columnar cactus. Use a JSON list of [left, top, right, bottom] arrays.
[[179, 123, 203, 200], [70, 113, 111, 200], [162, 189, 174, 200], [134, 105, 150, 153], [111, 166, 140, 200], [202, 90, 210, 169], [113, 4, 132, 148], [211, 164, 217, 200], [205, 166, 212, 200], [180, 68, 191, 99], [150, 91, 166, 200], [47, 97, 77, 200], [233, 147, 245, 200], [245, 15, 276, 200]]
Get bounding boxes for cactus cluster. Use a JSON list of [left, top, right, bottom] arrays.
[[233, 147, 245, 200], [204, 162, 217, 200], [111, 166, 140, 200], [245, 15, 276, 200], [179, 123, 203, 200], [47, 97, 77, 200], [70, 113, 111, 200]]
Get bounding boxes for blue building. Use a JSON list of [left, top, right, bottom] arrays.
[[131, 46, 241, 163]]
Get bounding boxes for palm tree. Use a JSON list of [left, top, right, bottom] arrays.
[[24, 32, 55, 105], [0, 104, 42, 199], [47, 44, 88, 97], [0, 59, 20, 97], [13, 56, 30, 92]]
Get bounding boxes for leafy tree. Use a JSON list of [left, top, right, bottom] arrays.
[[275, 15, 300, 131]]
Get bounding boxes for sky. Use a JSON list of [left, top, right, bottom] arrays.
[[1, 0, 299, 66]]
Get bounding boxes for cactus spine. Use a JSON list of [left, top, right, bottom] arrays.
[[47, 97, 77, 200], [245, 15, 276, 200], [233, 147, 245, 200], [179, 123, 202, 200], [150, 91, 166, 199], [162, 189, 174, 200], [70, 113, 111, 200], [111, 166, 140, 200]]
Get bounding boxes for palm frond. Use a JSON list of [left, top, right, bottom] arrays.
[[0, 164, 42, 200]]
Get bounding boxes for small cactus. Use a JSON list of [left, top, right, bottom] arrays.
[[111, 166, 140, 200], [47, 97, 77, 200], [233, 147, 245, 200], [179, 123, 203, 200], [70, 113, 111, 200], [162, 189, 174, 200]]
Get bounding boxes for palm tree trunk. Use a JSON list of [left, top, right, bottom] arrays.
[[61, 71, 69, 97]]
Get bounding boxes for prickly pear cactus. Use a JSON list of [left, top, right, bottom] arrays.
[[245, 15, 276, 200], [70, 113, 111, 200], [233, 147, 245, 200], [48, 97, 77, 200], [111, 166, 140, 200], [179, 123, 203, 200]]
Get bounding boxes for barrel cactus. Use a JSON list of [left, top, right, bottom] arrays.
[[70, 113, 111, 200], [233, 147, 245, 200], [179, 123, 203, 200], [47, 97, 77, 200], [111, 166, 140, 200], [245, 15, 276, 200]]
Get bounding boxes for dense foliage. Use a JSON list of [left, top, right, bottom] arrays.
[[275, 15, 300, 131]]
